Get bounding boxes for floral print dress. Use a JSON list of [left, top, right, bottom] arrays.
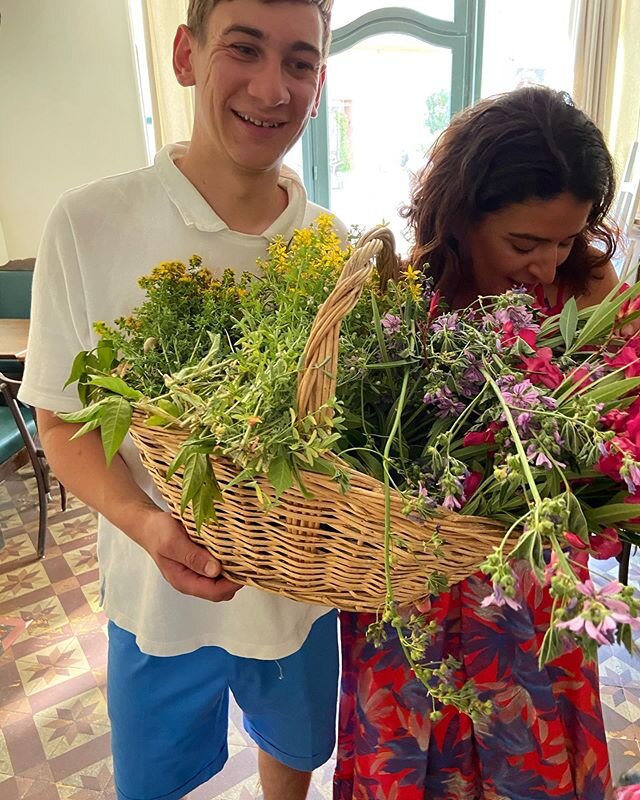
[[334, 565, 614, 800], [333, 285, 616, 800]]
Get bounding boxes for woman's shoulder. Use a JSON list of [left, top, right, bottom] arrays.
[[572, 247, 619, 310]]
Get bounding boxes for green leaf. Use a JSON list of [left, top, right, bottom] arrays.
[[99, 397, 132, 466], [64, 351, 90, 388], [88, 375, 143, 400], [571, 282, 640, 351], [268, 455, 294, 498], [578, 377, 640, 406], [565, 491, 588, 541], [558, 296, 578, 349], [167, 447, 189, 481], [192, 465, 222, 530], [181, 452, 208, 514], [69, 417, 102, 440], [58, 403, 106, 424], [96, 340, 116, 372], [586, 503, 640, 526], [144, 415, 173, 427]]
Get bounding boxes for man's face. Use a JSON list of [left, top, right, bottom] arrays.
[[174, 0, 325, 174]]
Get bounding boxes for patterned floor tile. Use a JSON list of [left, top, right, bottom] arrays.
[[33, 688, 109, 760], [0, 775, 61, 800], [0, 726, 13, 777], [14, 596, 71, 644], [0, 534, 36, 566], [49, 515, 98, 548], [15, 638, 91, 696], [0, 562, 52, 602], [609, 738, 640, 783], [56, 756, 113, 793], [78, 583, 101, 616], [62, 547, 97, 578], [56, 785, 102, 800]]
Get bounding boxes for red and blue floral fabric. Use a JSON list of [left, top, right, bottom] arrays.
[[334, 562, 615, 800]]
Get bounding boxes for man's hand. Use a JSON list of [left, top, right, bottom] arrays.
[[139, 509, 241, 602]]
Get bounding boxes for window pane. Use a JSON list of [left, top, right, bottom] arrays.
[[332, 1, 454, 29], [326, 34, 452, 254], [285, 139, 304, 179], [481, 0, 574, 97]]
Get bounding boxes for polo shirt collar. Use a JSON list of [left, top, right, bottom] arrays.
[[154, 142, 308, 239]]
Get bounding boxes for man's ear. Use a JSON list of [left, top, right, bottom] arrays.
[[173, 24, 196, 87], [310, 65, 327, 119]]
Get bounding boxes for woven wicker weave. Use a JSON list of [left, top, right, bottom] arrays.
[[128, 227, 506, 612]]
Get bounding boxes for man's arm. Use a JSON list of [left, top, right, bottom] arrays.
[[38, 409, 240, 602]]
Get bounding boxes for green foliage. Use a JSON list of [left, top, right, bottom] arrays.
[[424, 89, 450, 135]]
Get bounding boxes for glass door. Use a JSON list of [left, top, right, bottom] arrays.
[[300, 1, 485, 252]]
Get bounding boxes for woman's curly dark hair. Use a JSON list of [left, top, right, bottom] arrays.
[[402, 85, 617, 300]]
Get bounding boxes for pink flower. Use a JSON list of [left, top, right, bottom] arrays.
[[606, 345, 640, 378], [501, 322, 538, 348], [520, 347, 564, 389], [567, 366, 593, 389], [564, 531, 589, 550], [428, 289, 441, 322], [616, 785, 640, 800], [481, 582, 522, 611], [463, 422, 501, 447], [589, 528, 622, 560], [557, 579, 639, 646]]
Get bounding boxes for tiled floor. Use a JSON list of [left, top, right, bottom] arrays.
[[0, 467, 639, 799]]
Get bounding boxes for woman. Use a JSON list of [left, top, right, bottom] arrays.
[[334, 86, 631, 800]]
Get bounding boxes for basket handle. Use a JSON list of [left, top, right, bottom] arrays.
[[297, 225, 398, 418]]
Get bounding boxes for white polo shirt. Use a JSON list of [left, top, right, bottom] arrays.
[[19, 143, 344, 658]]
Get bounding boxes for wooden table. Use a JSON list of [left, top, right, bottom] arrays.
[[0, 318, 29, 360]]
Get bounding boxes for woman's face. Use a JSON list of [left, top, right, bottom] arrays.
[[462, 192, 593, 296]]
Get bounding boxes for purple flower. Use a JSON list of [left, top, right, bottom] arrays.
[[481, 582, 522, 611], [622, 459, 640, 493], [516, 412, 533, 434], [423, 387, 466, 418], [442, 493, 462, 511], [431, 312, 459, 333], [526, 444, 554, 470], [501, 379, 540, 409], [493, 305, 537, 332], [459, 363, 485, 397], [381, 313, 402, 334]]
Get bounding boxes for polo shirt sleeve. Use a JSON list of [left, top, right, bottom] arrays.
[[18, 197, 93, 413]]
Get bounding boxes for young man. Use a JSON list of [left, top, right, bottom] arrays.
[[19, 2, 342, 799]]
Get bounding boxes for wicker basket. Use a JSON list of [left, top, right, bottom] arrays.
[[128, 228, 506, 612]]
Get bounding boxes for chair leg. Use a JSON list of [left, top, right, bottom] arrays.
[[619, 541, 632, 586], [32, 457, 49, 559], [59, 481, 68, 512]]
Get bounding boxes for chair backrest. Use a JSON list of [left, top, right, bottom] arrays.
[[0, 269, 33, 318]]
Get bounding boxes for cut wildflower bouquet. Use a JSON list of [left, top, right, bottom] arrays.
[[336, 262, 640, 702], [63, 220, 639, 717]]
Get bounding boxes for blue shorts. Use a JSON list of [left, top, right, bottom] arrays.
[[107, 611, 338, 800]]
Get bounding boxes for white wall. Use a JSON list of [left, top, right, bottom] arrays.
[[0, 0, 148, 259]]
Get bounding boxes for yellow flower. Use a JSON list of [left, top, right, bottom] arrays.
[[404, 265, 420, 283]]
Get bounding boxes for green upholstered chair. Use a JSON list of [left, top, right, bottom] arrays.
[[0, 371, 66, 558], [0, 269, 32, 379]]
